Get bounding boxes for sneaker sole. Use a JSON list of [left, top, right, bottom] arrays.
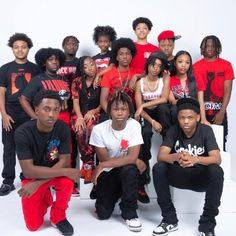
[[51, 222, 73, 236], [152, 226, 178, 236]]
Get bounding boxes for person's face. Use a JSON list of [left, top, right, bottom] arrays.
[[12, 40, 29, 61], [178, 109, 200, 137], [110, 101, 130, 129], [159, 39, 175, 59], [174, 53, 191, 76], [203, 39, 216, 59], [35, 98, 61, 132], [148, 58, 162, 77], [134, 23, 150, 40], [97, 35, 110, 53], [116, 48, 132, 68], [45, 55, 60, 73], [63, 38, 79, 56], [84, 57, 97, 78]]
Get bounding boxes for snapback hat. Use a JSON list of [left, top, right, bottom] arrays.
[[158, 30, 181, 43], [176, 97, 200, 114]]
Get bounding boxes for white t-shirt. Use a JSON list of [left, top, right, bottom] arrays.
[[90, 118, 143, 171]]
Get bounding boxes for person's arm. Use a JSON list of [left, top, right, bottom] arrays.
[[19, 95, 37, 119], [73, 98, 85, 132], [100, 87, 109, 112], [198, 91, 211, 126], [178, 149, 221, 168], [158, 145, 180, 163], [18, 154, 79, 198], [0, 87, 14, 131], [212, 80, 233, 124], [168, 91, 177, 105], [92, 145, 141, 184]]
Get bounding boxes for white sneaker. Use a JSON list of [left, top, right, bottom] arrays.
[[125, 218, 142, 232], [153, 222, 178, 236]]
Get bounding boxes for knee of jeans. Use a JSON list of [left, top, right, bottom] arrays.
[[152, 162, 168, 177], [207, 164, 224, 180], [120, 165, 137, 176], [96, 206, 113, 220]]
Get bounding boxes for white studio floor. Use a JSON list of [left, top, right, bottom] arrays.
[[0, 179, 235, 236]]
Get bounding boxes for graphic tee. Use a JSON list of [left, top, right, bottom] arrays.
[[163, 123, 219, 157], [89, 118, 143, 171], [194, 58, 234, 118], [15, 120, 70, 179], [0, 61, 40, 112]]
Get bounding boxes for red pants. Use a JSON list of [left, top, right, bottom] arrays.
[[21, 177, 73, 231]]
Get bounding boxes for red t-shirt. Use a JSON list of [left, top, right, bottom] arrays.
[[170, 76, 190, 99], [193, 58, 234, 116], [101, 66, 137, 100], [130, 42, 159, 74]]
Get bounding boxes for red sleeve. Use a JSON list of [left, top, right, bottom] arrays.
[[193, 62, 206, 91]]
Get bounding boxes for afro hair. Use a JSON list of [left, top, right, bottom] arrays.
[[35, 48, 65, 71], [93, 25, 117, 44], [132, 17, 153, 31], [111, 38, 136, 66], [8, 33, 33, 49]]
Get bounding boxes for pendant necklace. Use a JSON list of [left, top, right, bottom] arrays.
[[146, 76, 159, 92]]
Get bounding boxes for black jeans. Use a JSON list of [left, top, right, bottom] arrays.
[[2, 108, 29, 185], [95, 164, 138, 220], [138, 103, 172, 187], [152, 162, 224, 232]]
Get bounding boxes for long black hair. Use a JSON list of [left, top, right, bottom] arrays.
[[173, 50, 197, 99]]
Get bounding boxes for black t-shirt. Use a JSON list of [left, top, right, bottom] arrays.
[[92, 50, 114, 72], [163, 123, 219, 157], [57, 58, 80, 87], [23, 72, 70, 112], [0, 61, 40, 111], [15, 120, 70, 179]]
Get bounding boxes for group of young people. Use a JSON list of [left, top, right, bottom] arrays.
[[0, 16, 234, 236]]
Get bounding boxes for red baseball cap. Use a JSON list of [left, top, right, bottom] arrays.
[[158, 30, 181, 43]]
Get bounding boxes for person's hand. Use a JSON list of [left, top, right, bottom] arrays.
[[134, 106, 143, 120], [2, 113, 14, 131], [201, 118, 211, 126], [178, 151, 195, 168], [163, 70, 170, 80], [84, 110, 96, 122], [92, 165, 104, 185], [18, 181, 40, 198], [65, 168, 80, 182], [151, 120, 162, 133], [74, 117, 85, 133], [212, 110, 225, 125], [93, 75, 101, 89], [136, 159, 147, 174]]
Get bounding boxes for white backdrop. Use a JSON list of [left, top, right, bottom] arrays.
[[0, 0, 235, 157]]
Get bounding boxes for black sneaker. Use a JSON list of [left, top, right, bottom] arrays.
[[90, 185, 97, 200], [199, 231, 215, 236], [138, 188, 150, 203], [152, 222, 178, 236], [0, 183, 15, 196], [52, 219, 74, 236]]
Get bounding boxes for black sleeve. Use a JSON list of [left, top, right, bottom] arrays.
[[22, 75, 41, 99], [204, 125, 219, 152], [162, 125, 177, 149], [15, 127, 33, 160], [0, 65, 7, 87]]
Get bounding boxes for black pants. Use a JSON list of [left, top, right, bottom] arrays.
[[152, 162, 224, 232], [95, 164, 138, 220], [2, 109, 29, 185], [138, 104, 172, 187], [206, 112, 228, 151]]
